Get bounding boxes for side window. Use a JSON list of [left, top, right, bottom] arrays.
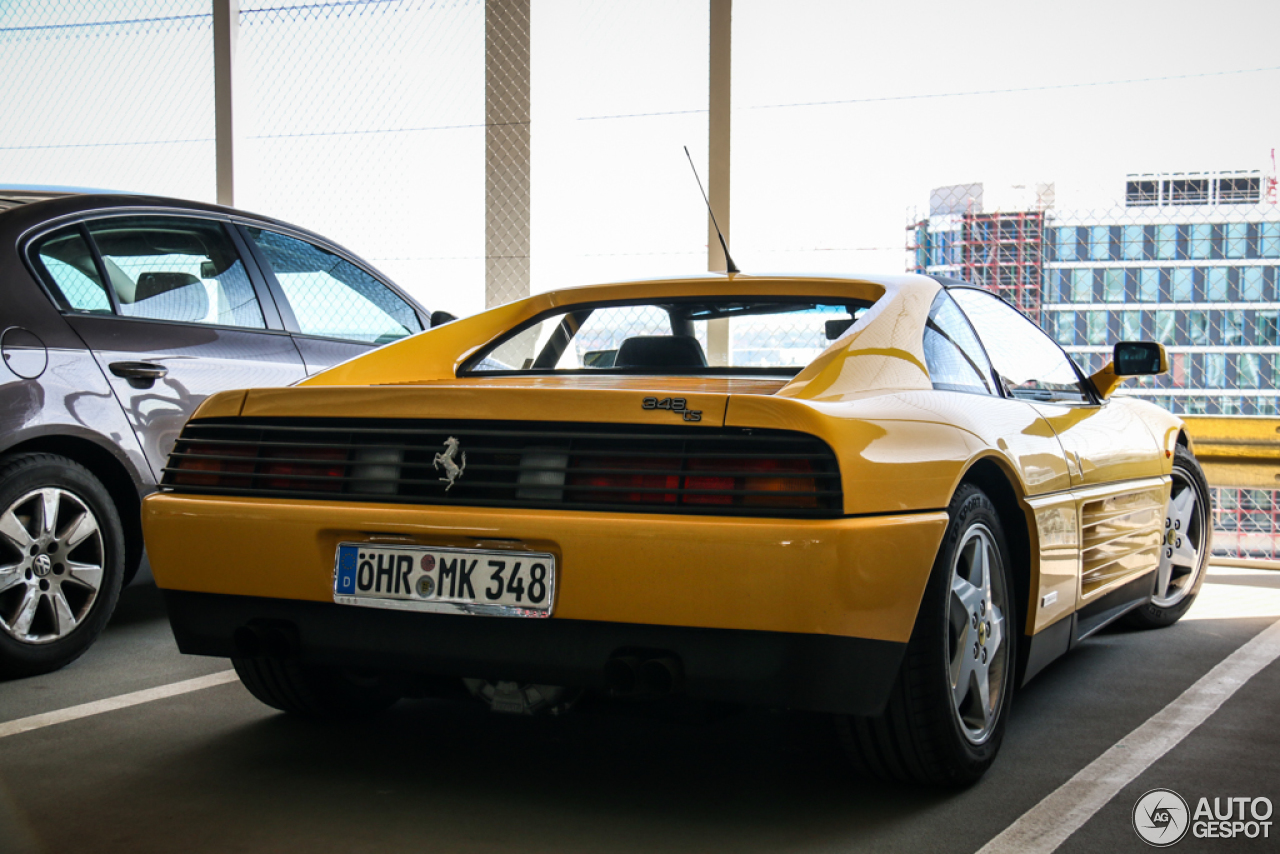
[[923, 290, 996, 395], [86, 216, 265, 328], [31, 227, 113, 313], [244, 228, 421, 344], [951, 288, 1091, 404]]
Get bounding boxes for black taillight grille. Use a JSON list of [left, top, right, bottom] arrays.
[[163, 418, 843, 517]]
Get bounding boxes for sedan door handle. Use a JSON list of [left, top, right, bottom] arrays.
[[109, 361, 169, 389]]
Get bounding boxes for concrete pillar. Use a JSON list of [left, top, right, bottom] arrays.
[[485, 0, 531, 308], [708, 0, 732, 273], [707, 0, 732, 365], [213, 0, 239, 207]]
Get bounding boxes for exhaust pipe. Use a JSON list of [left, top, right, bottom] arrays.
[[605, 653, 683, 697], [604, 656, 641, 695], [638, 656, 682, 696]]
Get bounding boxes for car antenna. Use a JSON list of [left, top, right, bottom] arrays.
[[683, 145, 739, 274]]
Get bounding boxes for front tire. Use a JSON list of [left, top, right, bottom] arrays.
[[1126, 444, 1212, 629], [0, 453, 125, 678], [839, 484, 1016, 787]]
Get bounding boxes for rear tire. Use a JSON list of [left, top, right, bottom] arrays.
[[1126, 444, 1212, 629], [232, 657, 399, 719], [838, 484, 1016, 787], [0, 453, 125, 678]]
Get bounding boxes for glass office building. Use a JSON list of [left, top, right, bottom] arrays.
[[911, 171, 1280, 416]]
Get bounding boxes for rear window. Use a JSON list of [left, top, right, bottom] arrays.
[[463, 298, 874, 375]]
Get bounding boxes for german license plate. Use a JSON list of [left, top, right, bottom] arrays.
[[333, 543, 555, 618]]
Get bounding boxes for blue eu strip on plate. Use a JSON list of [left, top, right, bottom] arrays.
[[336, 544, 358, 594]]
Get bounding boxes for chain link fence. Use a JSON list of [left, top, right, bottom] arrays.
[[529, 0, 709, 294], [1, 0, 710, 316], [238, 0, 485, 315], [0, 0, 217, 200], [4, 1, 1278, 559]]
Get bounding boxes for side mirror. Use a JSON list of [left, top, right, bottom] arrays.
[[1113, 340, 1167, 376], [430, 310, 457, 328], [1089, 341, 1168, 399]]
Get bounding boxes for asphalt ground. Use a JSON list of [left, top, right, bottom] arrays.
[[1, 563, 1277, 854]]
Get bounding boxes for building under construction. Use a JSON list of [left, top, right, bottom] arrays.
[[907, 182, 1053, 322]]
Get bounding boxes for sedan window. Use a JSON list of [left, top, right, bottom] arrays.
[[86, 216, 266, 329], [244, 228, 421, 345], [31, 227, 113, 313], [950, 288, 1090, 404]]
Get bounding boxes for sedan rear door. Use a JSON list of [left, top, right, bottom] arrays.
[[52, 214, 308, 481]]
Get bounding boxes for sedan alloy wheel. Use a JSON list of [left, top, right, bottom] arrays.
[[0, 453, 124, 677], [0, 486, 106, 644]]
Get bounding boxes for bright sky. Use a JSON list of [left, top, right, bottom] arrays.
[[2, 0, 1279, 315]]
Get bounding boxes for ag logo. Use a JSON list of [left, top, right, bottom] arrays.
[[1133, 788, 1190, 847]]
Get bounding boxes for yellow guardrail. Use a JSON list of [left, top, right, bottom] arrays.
[[1184, 417, 1280, 570], [1182, 416, 1280, 491]]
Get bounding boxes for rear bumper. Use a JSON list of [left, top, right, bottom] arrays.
[[145, 495, 948, 715], [143, 495, 948, 642], [164, 590, 907, 715]]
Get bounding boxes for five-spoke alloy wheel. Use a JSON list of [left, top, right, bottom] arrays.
[[1127, 444, 1212, 629], [946, 521, 1010, 746], [839, 484, 1016, 787], [0, 454, 124, 677]]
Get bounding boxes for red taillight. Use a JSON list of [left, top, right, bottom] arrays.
[[685, 457, 818, 508], [261, 447, 348, 492], [742, 458, 818, 508], [683, 458, 735, 505], [171, 443, 256, 487], [567, 456, 680, 504], [566, 454, 821, 509]]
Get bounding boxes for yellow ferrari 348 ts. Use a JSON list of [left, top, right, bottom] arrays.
[[142, 273, 1211, 786]]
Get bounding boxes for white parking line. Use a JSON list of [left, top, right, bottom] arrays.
[[0, 670, 239, 740], [977, 617, 1280, 854]]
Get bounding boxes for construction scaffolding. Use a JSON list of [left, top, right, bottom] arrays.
[[906, 209, 1045, 322], [958, 211, 1045, 321]]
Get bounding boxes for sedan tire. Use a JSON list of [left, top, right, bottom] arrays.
[[0, 453, 125, 678], [839, 484, 1016, 787]]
